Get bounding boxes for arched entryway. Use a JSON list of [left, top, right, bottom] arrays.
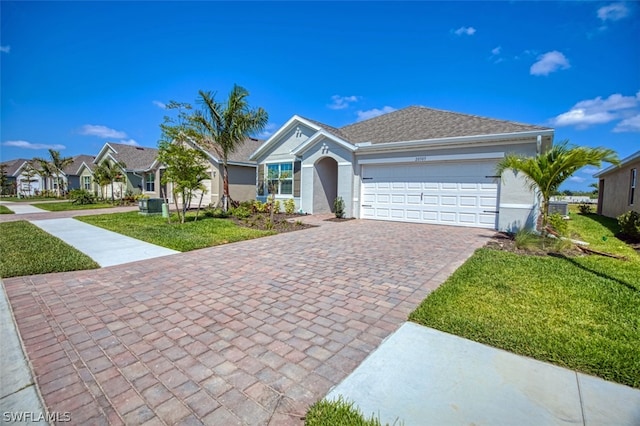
[[313, 157, 338, 214]]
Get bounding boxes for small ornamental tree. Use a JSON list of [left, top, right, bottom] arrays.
[[94, 160, 127, 203], [157, 140, 209, 223]]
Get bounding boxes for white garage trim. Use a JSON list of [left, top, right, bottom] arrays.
[[358, 151, 504, 165]]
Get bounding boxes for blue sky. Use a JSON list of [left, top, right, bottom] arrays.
[[1, 1, 638, 191]]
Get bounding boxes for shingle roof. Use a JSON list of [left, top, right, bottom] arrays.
[[107, 143, 159, 170], [1, 158, 31, 176], [336, 106, 551, 144], [300, 116, 352, 141], [200, 137, 265, 164], [64, 155, 96, 175]]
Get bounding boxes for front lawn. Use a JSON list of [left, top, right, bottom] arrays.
[[409, 212, 640, 389], [33, 201, 115, 211], [0, 221, 99, 278], [0, 205, 14, 214], [77, 211, 276, 252]]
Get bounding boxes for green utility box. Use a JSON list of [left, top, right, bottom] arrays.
[[139, 198, 164, 215]]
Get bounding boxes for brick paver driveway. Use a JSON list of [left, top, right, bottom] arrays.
[[4, 220, 494, 425]]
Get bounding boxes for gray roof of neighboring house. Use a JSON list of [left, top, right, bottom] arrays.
[[105, 143, 159, 171], [64, 155, 96, 175], [594, 150, 640, 178], [1, 158, 31, 176], [335, 106, 552, 144], [201, 137, 265, 164]]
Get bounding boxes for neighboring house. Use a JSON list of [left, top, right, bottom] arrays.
[[1, 158, 48, 196], [93, 143, 161, 199], [250, 106, 555, 231], [63, 155, 97, 192], [594, 150, 640, 218], [76, 158, 100, 194], [161, 137, 264, 207]]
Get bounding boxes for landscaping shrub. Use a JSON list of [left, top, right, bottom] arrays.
[[203, 207, 229, 218], [334, 196, 345, 218], [617, 210, 640, 242], [273, 200, 281, 214], [578, 203, 593, 214], [284, 198, 295, 215], [548, 212, 568, 236], [232, 205, 252, 219], [253, 200, 269, 213], [69, 189, 96, 205]]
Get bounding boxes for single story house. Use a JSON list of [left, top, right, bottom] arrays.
[[63, 155, 97, 192], [161, 137, 264, 207], [594, 150, 639, 218], [1, 158, 44, 196], [250, 106, 554, 231], [93, 142, 161, 199]]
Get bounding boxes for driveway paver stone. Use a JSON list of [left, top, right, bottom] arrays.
[[3, 220, 494, 425]]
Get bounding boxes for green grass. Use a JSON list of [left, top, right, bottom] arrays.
[[77, 211, 275, 252], [409, 213, 640, 388], [0, 221, 99, 278], [0, 205, 14, 214], [33, 201, 115, 211], [305, 397, 389, 426]]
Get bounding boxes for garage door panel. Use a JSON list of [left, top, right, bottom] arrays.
[[361, 161, 498, 229]]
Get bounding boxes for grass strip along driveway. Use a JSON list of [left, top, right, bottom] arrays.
[[33, 201, 115, 211], [0, 205, 14, 214], [78, 211, 275, 252], [0, 221, 99, 278], [410, 211, 640, 389]]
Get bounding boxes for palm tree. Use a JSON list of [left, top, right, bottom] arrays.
[[496, 141, 619, 231], [94, 161, 127, 203], [35, 159, 56, 195], [36, 149, 73, 197], [191, 85, 268, 211]]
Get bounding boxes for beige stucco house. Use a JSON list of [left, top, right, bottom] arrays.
[[594, 150, 639, 218], [250, 106, 555, 231], [162, 137, 263, 207]]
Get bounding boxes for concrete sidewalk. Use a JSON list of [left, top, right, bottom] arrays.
[[327, 322, 640, 426], [30, 218, 179, 267], [0, 201, 48, 214]]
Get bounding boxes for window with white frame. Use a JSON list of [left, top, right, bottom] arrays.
[[145, 173, 155, 192], [630, 168, 637, 205], [83, 176, 91, 190], [267, 163, 293, 195]]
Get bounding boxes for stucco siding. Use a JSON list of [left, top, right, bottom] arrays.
[[228, 165, 257, 202], [598, 158, 640, 218], [256, 124, 317, 162]]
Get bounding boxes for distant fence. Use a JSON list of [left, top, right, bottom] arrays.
[[550, 196, 597, 204]]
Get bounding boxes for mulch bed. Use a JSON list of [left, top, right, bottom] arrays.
[[231, 212, 315, 233]]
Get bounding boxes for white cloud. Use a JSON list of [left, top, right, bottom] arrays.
[[328, 95, 360, 110], [568, 176, 586, 183], [356, 106, 396, 122], [80, 124, 127, 139], [580, 166, 601, 175], [552, 91, 640, 129], [257, 123, 278, 139], [117, 139, 139, 146], [530, 51, 570, 76], [0, 45, 10, 53], [152, 100, 166, 109], [613, 114, 640, 132], [491, 46, 501, 56], [3, 140, 66, 150], [597, 2, 629, 21], [454, 26, 476, 36]]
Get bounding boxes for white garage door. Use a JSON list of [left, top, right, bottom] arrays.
[[361, 161, 499, 228]]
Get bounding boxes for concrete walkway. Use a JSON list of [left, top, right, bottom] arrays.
[[327, 322, 640, 426], [30, 218, 179, 267], [0, 201, 48, 214], [0, 280, 47, 425]]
